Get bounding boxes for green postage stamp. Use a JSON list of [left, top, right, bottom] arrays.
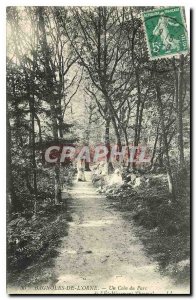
[[142, 7, 189, 59]]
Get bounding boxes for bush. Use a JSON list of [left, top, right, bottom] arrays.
[[7, 203, 70, 284], [104, 172, 190, 284]]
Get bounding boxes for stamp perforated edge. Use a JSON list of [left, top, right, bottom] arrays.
[[140, 6, 189, 61]]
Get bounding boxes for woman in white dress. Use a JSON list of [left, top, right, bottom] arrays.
[[76, 159, 86, 181]]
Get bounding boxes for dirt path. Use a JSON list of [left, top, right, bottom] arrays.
[[43, 172, 188, 294]]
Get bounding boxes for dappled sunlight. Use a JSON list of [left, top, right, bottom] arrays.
[[69, 219, 114, 227]]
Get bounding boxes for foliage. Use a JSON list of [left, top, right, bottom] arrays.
[[102, 168, 190, 284], [7, 202, 71, 285]]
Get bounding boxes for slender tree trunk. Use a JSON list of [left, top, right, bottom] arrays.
[[157, 135, 164, 167], [50, 102, 62, 204], [137, 98, 145, 145], [173, 55, 185, 168], [7, 113, 18, 212], [52, 114, 62, 205], [104, 118, 113, 174], [150, 123, 159, 169], [111, 115, 122, 151], [84, 107, 92, 172], [25, 68, 38, 214], [134, 70, 141, 146], [29, 95, 38, 213], [35, 113, 42, 147], [156, 83, 176, 201], [103, 93, 122, 151], [123, 128, 131, 170], [178, 55, 185, 167], [133, 70, 141, 169]]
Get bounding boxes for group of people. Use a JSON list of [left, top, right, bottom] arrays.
[[76, 159, 123, 186]]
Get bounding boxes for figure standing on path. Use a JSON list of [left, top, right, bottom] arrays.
[[77, 159, 86, 182]]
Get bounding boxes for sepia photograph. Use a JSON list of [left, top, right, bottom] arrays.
[[6, 5, 190, 295]]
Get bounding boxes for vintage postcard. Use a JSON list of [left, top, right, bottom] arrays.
[[7, 6, 190, 295]]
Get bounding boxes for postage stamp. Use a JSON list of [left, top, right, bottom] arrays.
[[142, 7, 189, 60]]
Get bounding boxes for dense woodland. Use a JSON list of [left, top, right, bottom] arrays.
[[7, 7, 190, 286]]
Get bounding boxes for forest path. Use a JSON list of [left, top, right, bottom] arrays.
[[48, 172, 188, 294]]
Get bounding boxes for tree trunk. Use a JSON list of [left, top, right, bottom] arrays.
[[157, 135, 164, 167], [7, 114, 18, 212], [133, 70, 141, 169], [173, 55, 185, 168], [150, 123, 159, 169], [156, 83, 176, 201], [123, 128, 131, 170], [25, 66, 38, 214], [134, 70, 141, 146], [104, 118, 113, 174], [29, 95, 38, 214], [103, 93, 122, 151], [178, 55, 185, 167]]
